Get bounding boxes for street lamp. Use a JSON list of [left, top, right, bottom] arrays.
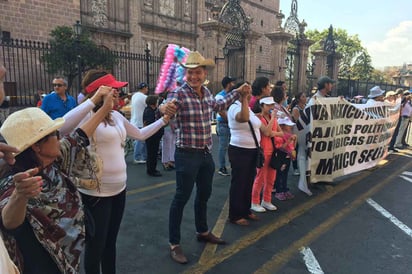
[[73, 20, 82, 94], [279, 57, 288, 72], [145, 44, 151, 91], [215, 46, 228, 63]]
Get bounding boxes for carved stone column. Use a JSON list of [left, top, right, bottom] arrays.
[[198, 20, 232, 90], [330, 52, 342, 96], [297, 38, 313, 94], [312, 49, 329, 80], [244, 30, 262, 82], [265, 31, 293, 81]]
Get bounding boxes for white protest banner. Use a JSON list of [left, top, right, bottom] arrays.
[[296, 97, 400, 183]]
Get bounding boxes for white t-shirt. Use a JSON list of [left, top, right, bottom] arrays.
[[307, 90, 326, 107], [130, 92, 147, 127], [227, 101, 261, 149], [63, 109, 166, 197]]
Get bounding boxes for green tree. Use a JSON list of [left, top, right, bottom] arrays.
[[306, 28, 373, 80], [41, 25, 117, 91]]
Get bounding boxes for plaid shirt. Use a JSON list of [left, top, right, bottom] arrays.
[[168, 82, 239, 149]]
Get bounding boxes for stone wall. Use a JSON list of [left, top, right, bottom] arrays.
[[241, 0, 278, 74], [0, 0, 80, 42]]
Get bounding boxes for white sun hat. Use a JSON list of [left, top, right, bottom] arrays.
[[0, 107, 65, 155]]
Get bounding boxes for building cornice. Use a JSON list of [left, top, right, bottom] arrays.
[[139, 23, 198, 38]]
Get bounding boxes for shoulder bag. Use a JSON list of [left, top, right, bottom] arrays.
[[248, 120, 264, 168]]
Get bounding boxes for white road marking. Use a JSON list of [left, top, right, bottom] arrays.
[[366, 199, 412, 238], [300, 247, 324, 274], [401, 171, 412, 177], [399, 175, 412, 183], [398, 153, 412, 158]]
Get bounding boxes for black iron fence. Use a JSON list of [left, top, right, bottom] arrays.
[[336, 78, 409, 98], [0, 39, 162, 107]]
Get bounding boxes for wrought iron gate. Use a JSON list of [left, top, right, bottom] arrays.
[[219, 0, 249, 81]]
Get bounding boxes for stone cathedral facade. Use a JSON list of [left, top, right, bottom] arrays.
[[1, 0, 302, 89]]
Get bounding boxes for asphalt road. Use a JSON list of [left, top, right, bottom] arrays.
[[116, 134, 412, 274]]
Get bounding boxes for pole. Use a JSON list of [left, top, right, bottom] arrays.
[[77, 41, 81, 95], [145, 44, 150, 93]]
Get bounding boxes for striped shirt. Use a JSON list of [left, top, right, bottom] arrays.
[[167, 82, 240, 149]]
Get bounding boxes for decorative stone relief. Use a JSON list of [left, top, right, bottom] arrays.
[[144, 0, 153, 10], [91, 0, 108, 28], [160, 0, 175, 16], [184, 0, 191, 17]]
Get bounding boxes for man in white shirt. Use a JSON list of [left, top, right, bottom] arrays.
[[307, 76, 335, 106], [395, 90, 412, 148], [365, 86, 385, 107], [131, 82, 149, 163]]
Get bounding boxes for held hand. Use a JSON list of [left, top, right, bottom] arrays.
[[102, 90, 114, 112], [91, 85, 112, 105], [13, 168, 43, 200], [164, 100, 177, 117], [0, 143, 19, 165], [236, 83, 251, 97]]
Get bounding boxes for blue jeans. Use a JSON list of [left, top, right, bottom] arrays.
[[133, 139, 147, 161], [169, 149, 215, 245], [217, 121, 230, 169]]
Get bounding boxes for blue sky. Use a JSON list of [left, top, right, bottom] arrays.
[[279, 0, 412, 68]]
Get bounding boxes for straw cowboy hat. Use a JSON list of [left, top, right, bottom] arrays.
[[0, 107, 65, 154], [385, 91, 396, 97], [181, 51, 215, 69], [368, 86, 385, 98]]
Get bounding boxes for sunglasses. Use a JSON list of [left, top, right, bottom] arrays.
[[39, 130, 60, 143], [53, 83, 65, 87]]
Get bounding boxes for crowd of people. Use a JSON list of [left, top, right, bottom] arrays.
[[0, 48, 411, 273]]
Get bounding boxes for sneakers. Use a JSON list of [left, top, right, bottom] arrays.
[[133, 159, 146, 164], [218, 167, 230, 176], [293, 169, 300, 176], [275, 192, 287, 201], [251, 203, 266, 212], [284, 191, 295, 199], [261, 201, 277, 211]]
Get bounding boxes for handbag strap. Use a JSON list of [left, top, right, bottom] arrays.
[[247, 120, 260, 148], [270, 137, 276, 149]]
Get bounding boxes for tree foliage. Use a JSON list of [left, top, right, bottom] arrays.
[[41, 26, 117, 90], [306, 28, 374, 81]]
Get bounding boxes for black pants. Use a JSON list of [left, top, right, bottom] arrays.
[[146, 134, 162, 174], [228, 145, 257, 221], [275, 157, 291, 193], [389, 118, 401, 148], [81, 190, 126, 274]]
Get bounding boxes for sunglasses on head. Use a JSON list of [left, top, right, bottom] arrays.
[[53, 83, 65, 87]]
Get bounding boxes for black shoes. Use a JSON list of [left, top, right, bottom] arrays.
[[147, 170, 162, 177]]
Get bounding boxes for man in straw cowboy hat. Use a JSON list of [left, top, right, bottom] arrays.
[[160, 51, 251, 264]]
